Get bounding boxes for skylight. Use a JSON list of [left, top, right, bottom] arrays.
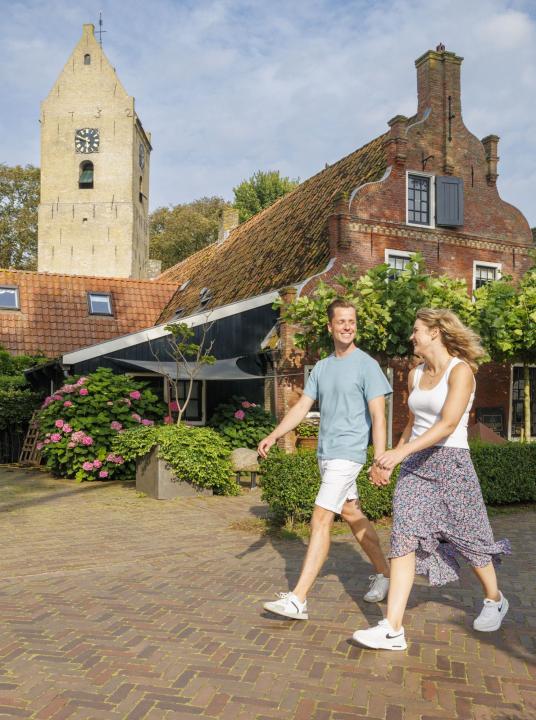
[[0, 286, 19, 310]]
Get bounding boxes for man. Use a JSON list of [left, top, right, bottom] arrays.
[[258, 298, 392, 620]]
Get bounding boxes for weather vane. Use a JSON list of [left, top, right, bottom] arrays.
[[96, 12, 107, 47]]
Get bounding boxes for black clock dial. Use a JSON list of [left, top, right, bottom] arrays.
[[75, 128, 100, 154], [139, 143, 145, 169]]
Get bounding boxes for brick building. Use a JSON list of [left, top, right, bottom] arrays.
[[19, 45, 535, 444]]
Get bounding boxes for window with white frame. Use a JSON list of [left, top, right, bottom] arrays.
[[473, 261, 501, 291], [385, 250, 412, 279], [407, 173, 433, 227], [0, 286, 19, 310], [87, 292, 113, 315]]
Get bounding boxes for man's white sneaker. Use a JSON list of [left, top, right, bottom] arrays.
[[263, 592, 308, 620], [363, 573, 390, 602], [352, 619, 407, 650], [473, 592, 509, 632]]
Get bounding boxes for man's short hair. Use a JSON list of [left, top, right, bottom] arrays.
[[327, 298, 356, 322]]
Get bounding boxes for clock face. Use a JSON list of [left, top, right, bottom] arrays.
[[75, 128, 100, 153], [139, 143, 145, 169]]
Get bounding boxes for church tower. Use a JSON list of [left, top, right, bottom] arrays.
[[37, 24, 151, 278]]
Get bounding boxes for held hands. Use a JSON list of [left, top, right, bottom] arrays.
[[368, 463, 392, 486], [257, 434, 276, 459], [374, 447, 408, 472]]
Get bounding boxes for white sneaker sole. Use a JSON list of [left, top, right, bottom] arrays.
[[473, 597, 509, 632], [363, 592, 388, 603], [263, 602, 308, 620], [352, 631, 407, 651]]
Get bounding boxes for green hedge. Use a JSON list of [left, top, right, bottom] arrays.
[[260, 443, 536, 525], [261, 447, 399, 524]]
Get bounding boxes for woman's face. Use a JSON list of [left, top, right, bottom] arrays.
[[410, 319, 437, 354]]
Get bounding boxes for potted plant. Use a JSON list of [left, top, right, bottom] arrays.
[[295, 421, 319, 450]]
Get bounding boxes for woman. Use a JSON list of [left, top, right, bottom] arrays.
[[353, 308, 510, 651]]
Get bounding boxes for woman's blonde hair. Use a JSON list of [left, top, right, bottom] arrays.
[[415, 308, 486, 373]]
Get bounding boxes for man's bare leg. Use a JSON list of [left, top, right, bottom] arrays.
[[340, 499, 390, 577], [292, 505, 334, 603]]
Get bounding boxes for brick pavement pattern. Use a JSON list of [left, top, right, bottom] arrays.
[[0, 467, 534, 720]]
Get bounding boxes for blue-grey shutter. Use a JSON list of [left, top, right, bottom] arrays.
[[436, 176, 464, 227]]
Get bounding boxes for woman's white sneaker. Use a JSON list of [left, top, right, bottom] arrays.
[[263, 592, 308, 620], [473, 592, 509, 632], [363, 573, 390, 602], [353, 619, 407, 650]]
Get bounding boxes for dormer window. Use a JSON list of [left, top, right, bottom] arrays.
[[84, 54, 91, 65], [199, 287, 213, 306], [88, 292, 113, 316], [179, 280, 190, 292], [0, 286, 19, 310]]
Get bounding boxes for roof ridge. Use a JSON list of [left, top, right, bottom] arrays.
[[0, 268, 176, 285]]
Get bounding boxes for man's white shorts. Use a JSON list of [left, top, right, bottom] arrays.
[[315, 458, 364, 514]]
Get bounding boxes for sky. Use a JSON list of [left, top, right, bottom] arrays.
[[1, 0, 535, 225]]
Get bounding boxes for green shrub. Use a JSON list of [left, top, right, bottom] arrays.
[[295, 421, 319, 438], [37, 368, 166, 481], [113, 423, 239, 495], [261, 447, 399, 524], [261, 442, 536, 525], [470, 441, 536, 505], [209, 396, 275, 449], [0, 345, 45, 431]]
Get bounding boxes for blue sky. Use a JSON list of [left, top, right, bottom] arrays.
[[1, 0, 535, 225]]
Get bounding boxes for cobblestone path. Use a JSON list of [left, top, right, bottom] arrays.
[[0, 467, 534, 720]]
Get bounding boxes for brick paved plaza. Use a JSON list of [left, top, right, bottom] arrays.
[[0, 467, 534, 720]]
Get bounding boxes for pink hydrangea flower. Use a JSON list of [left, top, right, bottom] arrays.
[[93, 459, 102, 469], [163, 415, 173, 424], [141, 418, 154, 426], [67, 442, 75, 448], [99, 470, 109, 479], [122, 398, 132, 407], [61, 384, 76, 393], [81, 435, 94, 446], [131, 413, 141, 423], [106, 453, 125, 465], [76, 377, 87, 386], [62, 424, 72, 434], [241, 401, 251, 408], [79, 388, 89, 396], [55, 419, 64, 428], [169, 401, 179, 412], [44, 439, 50, 444], [52, 394, 62, 401], [63, 401, 73, 408], [71, 431, 85, 443], [50, 433, 62, 442], [129, 390, 141, 400], [82, 461, 94, 471], [234, 410, 246, 420], [110, 421, 123, 431], [250, 403, 257, 407], [36, 442, 43, 450]]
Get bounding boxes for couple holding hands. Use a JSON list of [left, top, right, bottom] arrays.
[[258, 299, 510, 650]]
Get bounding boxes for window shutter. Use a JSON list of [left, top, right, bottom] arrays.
[[436, 176, 464, 227]]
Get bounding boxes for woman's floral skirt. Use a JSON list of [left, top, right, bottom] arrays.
[[390, 446, 511, 586]]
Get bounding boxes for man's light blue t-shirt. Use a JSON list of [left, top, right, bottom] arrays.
[[303, 347, 392, 464]]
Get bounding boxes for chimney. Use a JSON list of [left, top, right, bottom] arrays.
[[415, 46, 463, 119], [481, 135, 500, 186], [385, 115, 409, 166], [217, 207, 240, 243]]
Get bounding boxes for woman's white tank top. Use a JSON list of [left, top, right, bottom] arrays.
[[408, 357, 475, 449]]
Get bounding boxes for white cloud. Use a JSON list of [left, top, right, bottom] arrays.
[[0, 0, 535, 226]]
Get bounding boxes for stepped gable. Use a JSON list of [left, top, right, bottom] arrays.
[[157, 133, 388, 322], [0, 269, 176, 357]]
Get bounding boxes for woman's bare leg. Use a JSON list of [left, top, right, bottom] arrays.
[[386, 552, 415, 631], [471, 562, 500, 601]]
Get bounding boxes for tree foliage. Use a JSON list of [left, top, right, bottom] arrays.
[[280, 254, 475, 361], [149, 196, 229, 270], [233, 170, 300, 223], [0, 164, 40, 270]]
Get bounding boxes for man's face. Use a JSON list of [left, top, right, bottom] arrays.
[[328, 306, 357, 346]]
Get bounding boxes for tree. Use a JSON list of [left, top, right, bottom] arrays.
[[280, 255, 475, 362], [151, 322, 216, 424], [233, 170, 300, 223], [474, 268, 536, 441], [0, 164, 40, 270], [149, 196, 229, 270]]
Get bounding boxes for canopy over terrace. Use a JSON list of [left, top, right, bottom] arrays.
[[106, 356, 266, 381]]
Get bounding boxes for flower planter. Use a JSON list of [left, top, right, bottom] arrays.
[[296, 436, 318, 451], [136, 445, 213, 500]]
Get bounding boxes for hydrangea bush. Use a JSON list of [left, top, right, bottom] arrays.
[[208, 396, 275, 449], [37, 368, 166, 481]]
